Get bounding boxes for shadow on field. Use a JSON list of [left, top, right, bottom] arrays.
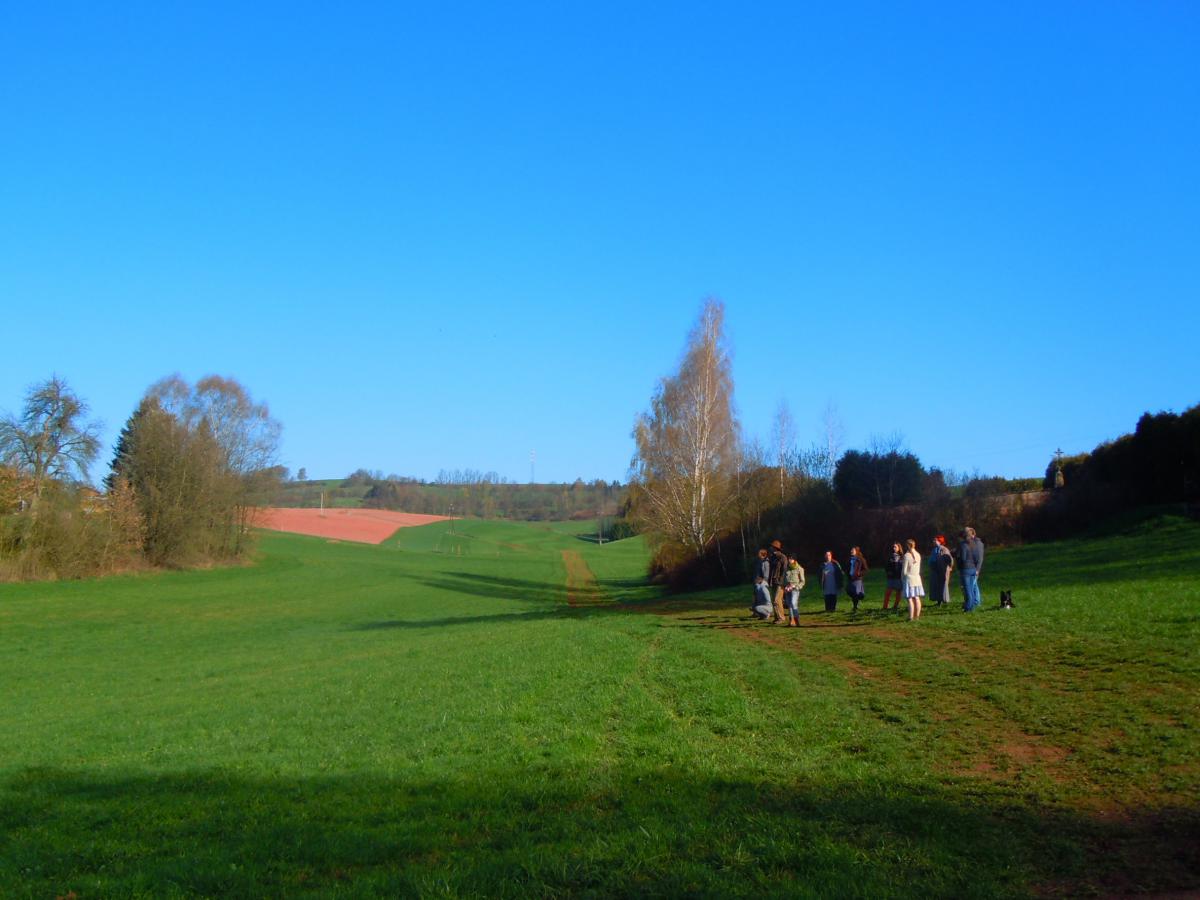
[[352, 608, 578, 630], [4, 765, 1196, 897], [410, 573, 566, 605], [407, 572, 655, 607]]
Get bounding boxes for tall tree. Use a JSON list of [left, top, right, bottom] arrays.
[[770, 399, 796, 502], [631, 299, 741, 558], [0, 376, 102, 512], [111, 376, 282, 563]]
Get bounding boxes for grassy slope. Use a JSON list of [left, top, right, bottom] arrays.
[[0, 517, 1196, 897]]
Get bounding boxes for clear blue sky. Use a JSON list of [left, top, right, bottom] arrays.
[[3, 2, 1197, 485]]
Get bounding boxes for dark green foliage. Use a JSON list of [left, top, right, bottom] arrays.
[[1042, 404, 1200, 502], [833, 449, 924, 508], [604, 516, 638, 541], [1031, 403, 1200, 539]]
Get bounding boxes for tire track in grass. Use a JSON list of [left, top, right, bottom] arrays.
[[561, 550, 604, 607], [667, 610, 1078, 790]]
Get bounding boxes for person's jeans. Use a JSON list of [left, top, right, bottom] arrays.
[[753, 581, 772, 617], [961, 568, 981, 611], [785, 590, 799, 618]]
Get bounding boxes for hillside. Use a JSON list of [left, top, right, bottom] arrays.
[[1, 515, 1195, 896]]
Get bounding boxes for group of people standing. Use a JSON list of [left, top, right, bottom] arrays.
[[750, 527, 987, 623]]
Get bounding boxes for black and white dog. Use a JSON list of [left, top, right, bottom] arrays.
[[999, 590, 1015, 609]]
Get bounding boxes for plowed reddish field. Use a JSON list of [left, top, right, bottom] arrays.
[[255, 508, 450, 544]]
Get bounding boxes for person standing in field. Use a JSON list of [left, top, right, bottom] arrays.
[[750, 548, 773, 620], [882, 542, 904, 610], [902, 538, 925, 620], [784, 556, 806, 626], [769, 539, 789, 624], [928, 534, 954, 605], [820, 550, 845, 612], [847, 546, 868, 612], [958, 527, 985, 612]]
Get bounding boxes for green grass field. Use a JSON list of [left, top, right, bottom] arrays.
[[1, 515, 1197, 897]]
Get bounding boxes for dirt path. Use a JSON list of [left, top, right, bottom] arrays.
[[561, 550, 603, 607]]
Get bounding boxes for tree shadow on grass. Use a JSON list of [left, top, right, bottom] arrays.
[[405, 571, 662, 608], [351, 608, 579, 630], [408, 572, 568, 606], [2, 766, 1195, 898]]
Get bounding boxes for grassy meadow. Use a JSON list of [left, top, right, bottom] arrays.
[[1, 514, 1197, 897]]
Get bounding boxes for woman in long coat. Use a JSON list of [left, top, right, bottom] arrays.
[[928, 535, 954, 605], [847, 546, 868, 612], [820, 551, 845, 612], [901, 538, 925, 621]]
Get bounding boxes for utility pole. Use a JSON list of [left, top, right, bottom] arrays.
[[530, 449, 536, 485], [1054, 448, 1065, 489]]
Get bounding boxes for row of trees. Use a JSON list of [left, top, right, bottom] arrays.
[[628, 299, 1172, 589], [273, 470, 628, 523], [1, 375, 282, 580]]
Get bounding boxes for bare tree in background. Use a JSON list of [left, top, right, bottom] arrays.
[[770, 399, 796, 502], [631, 299, 741, 558], [149, 375, 281, 478], [819, 400, 846, 483], [0, 376, 102, 513]]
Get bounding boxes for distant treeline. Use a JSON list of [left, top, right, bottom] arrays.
[[274, 469, 633, 527]]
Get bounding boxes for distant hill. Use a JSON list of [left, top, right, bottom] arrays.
[[272, 473, 629, 523]]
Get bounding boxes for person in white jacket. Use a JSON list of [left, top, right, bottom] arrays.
[[901, 538, 925, 621]]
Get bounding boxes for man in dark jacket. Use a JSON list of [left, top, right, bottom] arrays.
[[958, 526, 985, 612], [769, 539, 788, 624]]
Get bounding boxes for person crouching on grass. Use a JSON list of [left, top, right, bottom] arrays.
[[750, 548, 773, 620], [784, 557, 805, 626], [820, 551, 845, 612]]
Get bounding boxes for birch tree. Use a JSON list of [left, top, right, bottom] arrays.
[[771, 399, 796, 502], [631, 299, 740, 558]]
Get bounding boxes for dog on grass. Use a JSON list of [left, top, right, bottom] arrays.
[[999, 590, 1015, 609]]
